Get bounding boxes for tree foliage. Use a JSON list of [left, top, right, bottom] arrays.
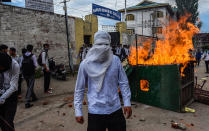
[[175, 0, 199, 25]]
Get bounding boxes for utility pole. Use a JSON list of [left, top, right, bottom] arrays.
[[125, 0, 127, 24], [63, 0, 74, 75]]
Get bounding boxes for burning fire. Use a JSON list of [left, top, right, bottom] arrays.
[[140, 80, 150, 92], [128, 15, 199, 76]]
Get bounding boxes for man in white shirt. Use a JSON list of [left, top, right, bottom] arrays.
[[0, 52, 20, 131], [9, 47, 20, 64], [9, 47, 24, 99], [74, 31, 132, 131], [203, 51, 209, 73], [41, 44, 52, 94]]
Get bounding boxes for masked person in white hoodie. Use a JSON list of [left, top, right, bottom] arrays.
[[0, 52, 20, 131], [74, 31, 132, 131]]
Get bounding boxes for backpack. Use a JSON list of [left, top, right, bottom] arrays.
[[38, 51, 47, 66], [22, 54, 35, 76]]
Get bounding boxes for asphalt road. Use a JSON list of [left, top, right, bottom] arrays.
[[13, 61, 209, 131]]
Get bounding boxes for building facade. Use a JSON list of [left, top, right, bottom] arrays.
[[194, 33, 209, 48], [101, 25, 117, 32], [25, 0, 54, 13], [119, 0, 175, 38]]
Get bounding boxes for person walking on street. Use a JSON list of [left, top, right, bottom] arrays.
[[17, 48, 27, 99], [74, 31, 132, 131], [82, 44, 89, 60], [116, 44, 122, 59], [195, 50, 202, 66], [0, 52, 20, 131], [78, 46, 84, 62], [203, 51, 209, 73], [41, 44, 52, 94], [21, 45, 38, 108], [112, 45, 116, 55]]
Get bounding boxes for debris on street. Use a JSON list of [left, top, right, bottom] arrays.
[[185, 107, 196, 113], [171, 121, 187, 130]]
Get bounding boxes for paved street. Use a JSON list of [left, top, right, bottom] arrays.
[[1, 0, 209, 131], [13, 61, 209, 131]]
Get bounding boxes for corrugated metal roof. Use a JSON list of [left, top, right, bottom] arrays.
[[127, 3, 167, 10], [118, 0, 170, 12]]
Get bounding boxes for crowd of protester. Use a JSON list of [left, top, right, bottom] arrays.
[[0, 43, 51, 131], [194, 49, 209, 74], [0, 33, 132, 131], [79, 43, 130, 62]]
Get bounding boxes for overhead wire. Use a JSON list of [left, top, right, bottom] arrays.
[[54, 4, 91, 13], [53, 0, 140, 16], [53, 0, 137, 11]]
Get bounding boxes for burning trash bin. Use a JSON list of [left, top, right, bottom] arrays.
[[125, 15, 199, 112], [126, 63, 194, 112]]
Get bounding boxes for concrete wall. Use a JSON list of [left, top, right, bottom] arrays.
[[0, 3, 77, 65]]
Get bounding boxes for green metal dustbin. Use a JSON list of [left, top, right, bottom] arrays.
[[126, 64, 194, 112]]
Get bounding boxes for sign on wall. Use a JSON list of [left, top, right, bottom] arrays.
[[92, 4, 121, 21], [25, 0, 54, 13], [2, 0, 11, 2]]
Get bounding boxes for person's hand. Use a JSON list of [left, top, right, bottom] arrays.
[[75, 116, 84, 124], [124, 106, 132, 119], [45, 68, 49, 72], [0, 98, 5, 105]]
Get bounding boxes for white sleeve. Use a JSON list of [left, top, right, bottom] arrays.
[[32, 55, 38, 68], [0, 61, 20, 100], [42, 52, 46, 64], [74, 62, 87, 117]]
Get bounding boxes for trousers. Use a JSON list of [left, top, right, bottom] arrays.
[[24, 75, 37, 104], [205, 61, 209, 73], [43, 70, 51, 92], [87, 108, 126, 131], [18, 74, 23, 95], [0, 92, 18, 131]]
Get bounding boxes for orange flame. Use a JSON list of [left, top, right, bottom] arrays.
[[140, 80, 150, 92], [128, 15, 199, 76]]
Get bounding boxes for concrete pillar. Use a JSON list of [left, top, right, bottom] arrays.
[[75, 18, 84, 64], [85, 14, 98, 44], [116, 22, 127, 44]]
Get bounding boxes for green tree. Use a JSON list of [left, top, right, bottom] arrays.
[[175, 0, 199, 25]]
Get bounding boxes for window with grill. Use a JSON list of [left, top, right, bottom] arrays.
[[157, 11, 164, 18], [126, 14, 135, 21], [127, 29, 135, 35], [152, 27, 163, 34], [151, 11, 164, 19]]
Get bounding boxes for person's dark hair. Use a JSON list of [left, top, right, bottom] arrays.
[[43, 44, 49, 48], [27, 45, 33, 52], [22, 48, 27, 55], [0, 52, 12, 72], [0, 44, 8, 51], [10, 47, 16, 53]]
